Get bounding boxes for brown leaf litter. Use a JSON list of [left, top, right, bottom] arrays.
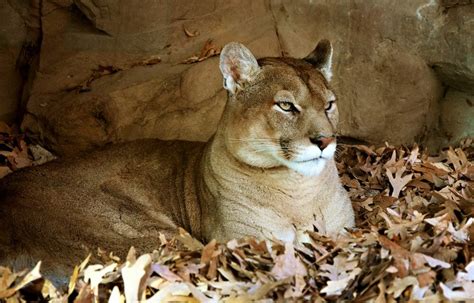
[[0, 122, 56, 179], [0, 136, 473, 302]]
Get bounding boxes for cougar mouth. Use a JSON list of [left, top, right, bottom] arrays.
[[294, 157, 323, 163], [281, 157, 328, 177], [276, 142, 336, 176]]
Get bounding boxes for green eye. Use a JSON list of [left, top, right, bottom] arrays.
[[277, 101, 297, 112]]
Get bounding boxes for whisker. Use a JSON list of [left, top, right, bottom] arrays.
[[228, 138, 276, 142], [252, 147, 276, 153]]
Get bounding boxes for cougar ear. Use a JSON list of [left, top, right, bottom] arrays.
[[219, 42, 260, 94], [304, 39, 333, 81]]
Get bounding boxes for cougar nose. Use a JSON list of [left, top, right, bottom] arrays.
[[309, 136, 335, 150]]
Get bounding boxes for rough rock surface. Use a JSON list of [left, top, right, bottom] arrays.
[[21, 0, 282, 154], [272, 0, 473, 146], [0, 0, 41, 123], [0, 2, 26, 122], [1, 0, 472, 154], [440, 89, 474, 146]]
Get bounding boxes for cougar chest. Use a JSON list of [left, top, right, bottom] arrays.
[[199, 142, 335, 242]]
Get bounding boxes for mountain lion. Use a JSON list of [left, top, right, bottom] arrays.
[[0, 40, 354, 278]]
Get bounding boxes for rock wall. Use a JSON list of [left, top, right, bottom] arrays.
[[1, 0, 472, 154], [0, 0, 41, 122], [0, 1, 26, 122], [273, 0, 473, 146]]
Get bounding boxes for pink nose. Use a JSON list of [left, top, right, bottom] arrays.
[[309, 136, 335, 150]]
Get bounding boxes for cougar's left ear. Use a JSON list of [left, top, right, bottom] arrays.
[[219, 42, 260, 94], [304, 39, 333, 81]]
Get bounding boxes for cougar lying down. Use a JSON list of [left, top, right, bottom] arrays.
[[0, 40, 354, 277]]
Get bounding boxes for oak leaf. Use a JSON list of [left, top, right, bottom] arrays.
[[386, 167, 413, 197]]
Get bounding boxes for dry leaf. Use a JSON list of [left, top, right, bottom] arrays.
[[447, 218, 474, 242], [84, 263, 117, 297], [108, 286, 123, 303], [6, 140, 32, 170], [122, 254, 152, 302], [406, 145, 420, 165], [29, 144, 56, 166], [270, 243, 307, 279], [145, 282, 193, 303], [176, 228, 204, 250], [14, 261, 42, 291], [386, 167, 413, 197], [319, 256, 361, 296], [74, 282, 94, 303], [387, 276, 418, 298], [152, 264, 182, 282], [182, 39, 221, 64], [183, 27, 199, 37], [0, 166, 12, 179], [182, 55, 200, 64], [421, 254, 451, 269], [131, 55, 162, 67], [201, 239, 217, 265], [41, 279, 59, 299]]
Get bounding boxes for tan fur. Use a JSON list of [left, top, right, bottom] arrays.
[[0, 41, 354, 280]]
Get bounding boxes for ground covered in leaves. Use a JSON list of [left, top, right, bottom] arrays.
[[0, 135, 473, 302]]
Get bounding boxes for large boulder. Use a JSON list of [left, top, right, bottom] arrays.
[[21, 0, 281, 154], [439, 89, 474, 146], [416, 1, 474, 147], [0, 2, 27, 122], [425, 2, 474, 94], [13, 0, 474, 154], [272, 0, 473, 146]]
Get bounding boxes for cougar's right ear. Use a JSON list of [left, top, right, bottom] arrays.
[[219, 42, 260, 94], [304, 39, 333, 81]]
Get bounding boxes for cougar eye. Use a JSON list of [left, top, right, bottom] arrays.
[[325, 101, 335, 112], [277, 101, 298, 113]]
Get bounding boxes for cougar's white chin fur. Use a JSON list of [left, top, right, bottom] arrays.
[[278, 142, 337, 177]]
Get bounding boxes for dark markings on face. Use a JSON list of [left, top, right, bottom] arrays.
[[279, 138, 292, 160], [226, 56, 337, 166], [258, 58, 337, 132]]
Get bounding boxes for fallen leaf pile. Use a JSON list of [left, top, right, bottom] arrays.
[[0, 140, 473, 302], [0, 122, 56, 179]]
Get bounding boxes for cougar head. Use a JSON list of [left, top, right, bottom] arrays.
[[219, 40, 338, 177]]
